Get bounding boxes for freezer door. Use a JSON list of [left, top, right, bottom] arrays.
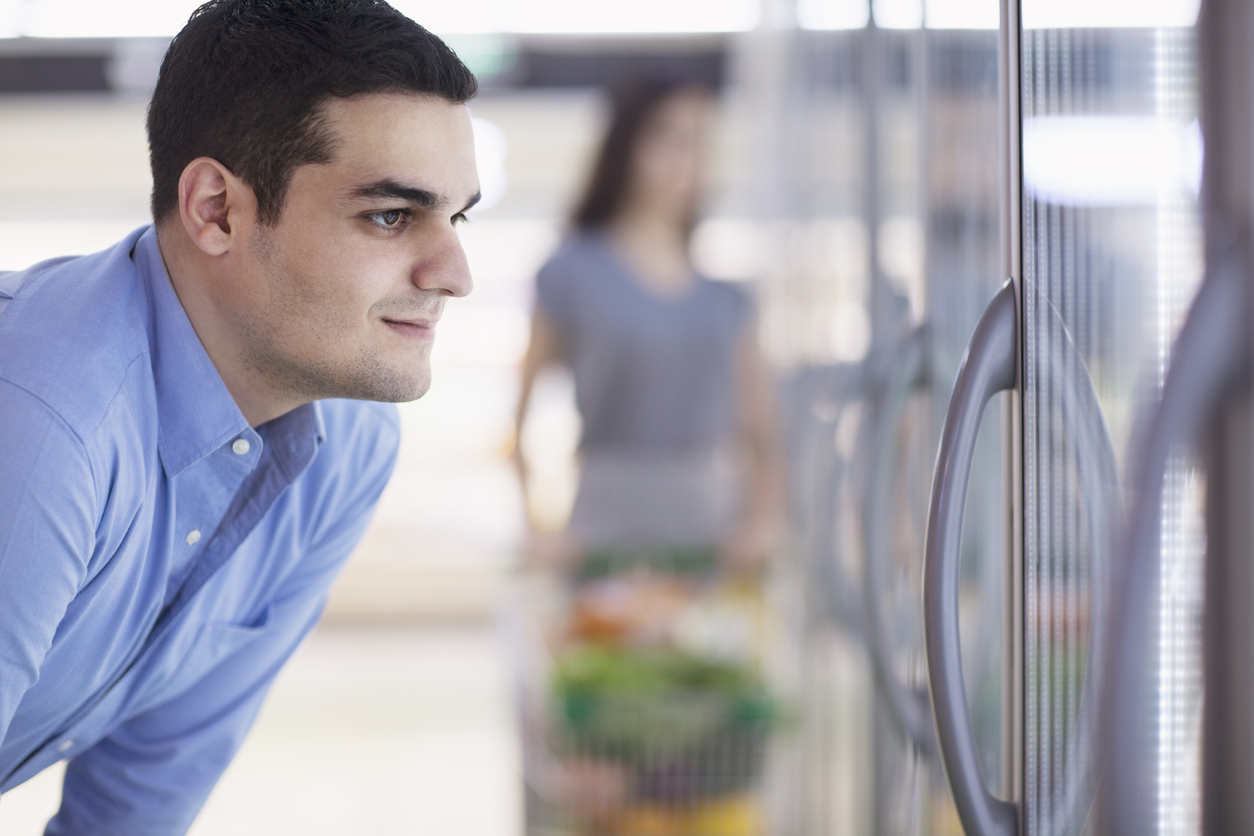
[[1018, 4, 1206, 835]]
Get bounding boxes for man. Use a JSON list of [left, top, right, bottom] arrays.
[[0, 1, 479, 831]]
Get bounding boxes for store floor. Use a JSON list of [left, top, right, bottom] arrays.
[[0, 625, 522, 836]]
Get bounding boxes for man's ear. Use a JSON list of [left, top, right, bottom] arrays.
[[177, 158, 255, 257]]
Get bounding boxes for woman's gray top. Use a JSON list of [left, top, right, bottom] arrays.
[[535, 232, 752, 547], [535, 232, 751, 454]]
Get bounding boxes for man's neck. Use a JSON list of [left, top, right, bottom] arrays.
[[155, 224, 302, 427]]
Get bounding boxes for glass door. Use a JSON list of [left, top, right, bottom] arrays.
[[861, 4, 1009, 833], [1103, 0, 1254, 833], [743, 2, 1008, 831], [1019, 2, 1205, 834], [757, 2, 1009, 833], [738, 14, 879, 836], [924, 1, 1208, 835]]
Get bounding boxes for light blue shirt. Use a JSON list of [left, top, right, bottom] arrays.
[[0, 226, 400, 833]]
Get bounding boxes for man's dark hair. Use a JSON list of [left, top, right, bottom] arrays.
[[148, 0, 478, 224]]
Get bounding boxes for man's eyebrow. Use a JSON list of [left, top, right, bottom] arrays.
[[348, 181, 483, 216], [347, 179, 445, 210]]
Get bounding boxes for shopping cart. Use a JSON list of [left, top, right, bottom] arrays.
[[504, 551, 786, 836]]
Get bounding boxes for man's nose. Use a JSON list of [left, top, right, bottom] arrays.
[[412, 225, 473, 298]]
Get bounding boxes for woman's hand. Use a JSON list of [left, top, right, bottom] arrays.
[[521, 526, 583, 571], [718, 513, 782, 573]]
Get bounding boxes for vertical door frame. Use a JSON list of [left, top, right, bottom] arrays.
[[1199, 0, 1254, 831], [996, 0, 1024, 815]]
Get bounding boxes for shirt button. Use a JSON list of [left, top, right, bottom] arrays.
[[57, 739, 74, 753], [232, 438, 251, 455], [186, 529, 202, 545]]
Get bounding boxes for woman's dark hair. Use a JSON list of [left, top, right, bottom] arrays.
[[147, 0, 477, 225], [570, 77, 709, 231]]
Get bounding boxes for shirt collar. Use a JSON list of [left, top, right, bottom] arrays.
[[136, 226, 320, 480], [262, 398, 328, 481], [137, 227, 251, 478]]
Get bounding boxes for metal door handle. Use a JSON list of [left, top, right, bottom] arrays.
[[923, 280, 1019, 836], [863, 323, 936, 754], [816, 364, 870, 635], [1105, 249, 1248, 835], [787, 363, 869, 635], [927, 279, 1122, 836], [817, 443, 865, 634]]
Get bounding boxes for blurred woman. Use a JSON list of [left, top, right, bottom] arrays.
[[514, 77, 782, 569]]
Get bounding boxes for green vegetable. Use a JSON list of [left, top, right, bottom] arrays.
[[553, 645, 762, 696], [574, 546, 719, 582], [550, 644, 779, 764]]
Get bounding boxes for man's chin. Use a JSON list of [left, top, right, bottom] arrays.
[[325, 365, 432, 404], [390, 378, 432, 403], [363, 374, 431, 404]]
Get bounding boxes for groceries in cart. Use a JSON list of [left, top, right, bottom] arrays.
[[528, 549, 781, 836]]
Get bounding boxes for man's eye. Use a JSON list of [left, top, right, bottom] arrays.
[[369, 209, 408, 229], [452, 212, 469, 226]]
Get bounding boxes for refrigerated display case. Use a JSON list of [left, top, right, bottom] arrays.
[[922, 1, 1208, 834], [748, 0, 1215, 834]]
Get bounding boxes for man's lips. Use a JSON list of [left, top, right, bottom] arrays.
[[382, 317, 438, 340]]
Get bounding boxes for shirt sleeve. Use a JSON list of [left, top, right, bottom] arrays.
[[43, 429, 398, 836], [0, 381, 96, 749]]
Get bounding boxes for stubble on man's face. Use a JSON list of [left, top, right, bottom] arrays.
[[225, 93, 478, 410], [238, 223, 439, 405]]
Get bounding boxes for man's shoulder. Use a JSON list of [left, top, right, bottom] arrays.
[[0, 229, 154, 441]]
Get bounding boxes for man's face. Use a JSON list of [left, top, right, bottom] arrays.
[[230, 93, 478, 406]]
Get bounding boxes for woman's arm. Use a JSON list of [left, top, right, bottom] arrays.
[[513, 307, 564, 528], [723, 316, 787, 569]]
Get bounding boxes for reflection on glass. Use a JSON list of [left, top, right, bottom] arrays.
[[1022, 115, 1202, 206], [874, 0, 924, 29], [1019, 12, 1205, 836], [756, 2, 1003, 830], [1021, 0, 1199, 31], [750, 23, 876, 835], [924, 0, 998, 30], [798, 0, 872, 31], [923, 16, 1003, 812]]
